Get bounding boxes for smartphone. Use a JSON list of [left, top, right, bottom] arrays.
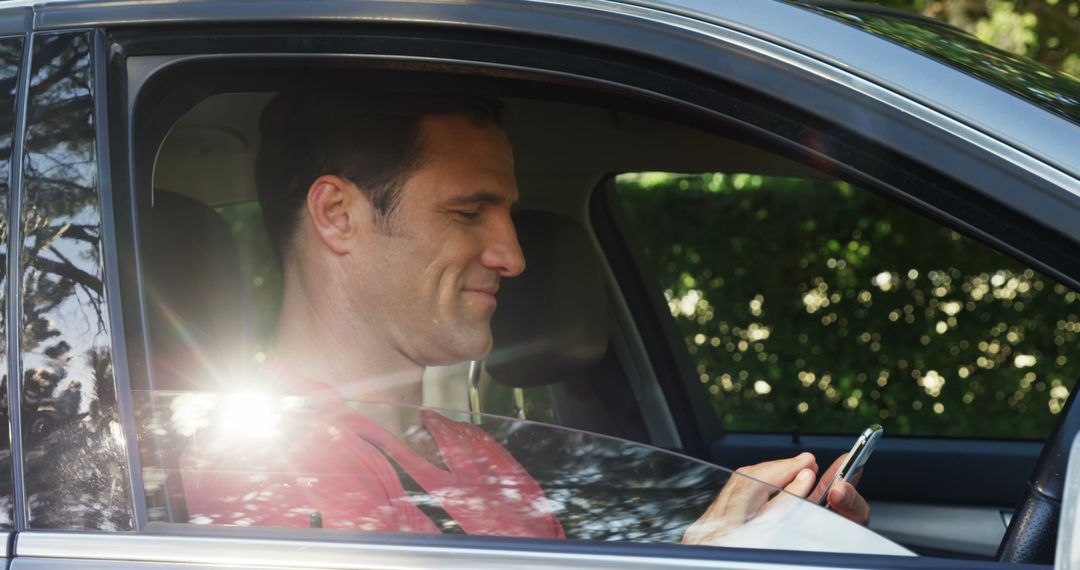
[[817, 424, 883, 507]]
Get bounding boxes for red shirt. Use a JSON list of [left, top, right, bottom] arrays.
[[179, 367, 565, 538]]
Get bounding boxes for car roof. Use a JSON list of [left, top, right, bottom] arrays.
[[0, 0, 1076, 184], [795, 0, 970, 33]]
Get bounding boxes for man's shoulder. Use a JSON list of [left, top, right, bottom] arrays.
[[421, 409, 498, 443], [179, 402, 350, 470]]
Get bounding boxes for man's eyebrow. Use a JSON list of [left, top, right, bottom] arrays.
[[445, 191, 517, 206]]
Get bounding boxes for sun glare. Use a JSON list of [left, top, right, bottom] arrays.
[[220, 392, 283, 438]]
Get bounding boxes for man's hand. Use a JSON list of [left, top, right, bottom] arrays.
[[682, 452, 869, 546], [811, 453, 870, 526]]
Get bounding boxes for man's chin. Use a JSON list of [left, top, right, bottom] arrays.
[[459, 334, 494, 363], [423, 328, 493, 366]]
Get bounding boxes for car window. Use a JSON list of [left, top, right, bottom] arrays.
[[135, 386, 911, 556], [19, 31, 134, 530], [110, 19, 1080, 560], [125, 82, 927, 554], [611, 171, 1079, 439]]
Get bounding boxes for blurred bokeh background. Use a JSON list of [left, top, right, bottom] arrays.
[[615, 170, 1079, 440]]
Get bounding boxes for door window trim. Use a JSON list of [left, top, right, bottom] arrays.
[[5, 29, 31, 533], [10, 529, 1008, 570], [93, 27, 149, 530]]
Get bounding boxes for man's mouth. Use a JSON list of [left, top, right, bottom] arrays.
[[463, 286, 499, 306]]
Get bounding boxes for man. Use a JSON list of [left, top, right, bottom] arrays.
[[180, 90, 868, 540]]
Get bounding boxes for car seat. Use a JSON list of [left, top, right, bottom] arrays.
[[142, 190, 249, 523], [486, 210, 648, 441], [144, 190, 248, 392]]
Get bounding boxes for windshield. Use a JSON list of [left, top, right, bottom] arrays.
[[135, 389, 911, 555], [791, 1, 1080, 126]]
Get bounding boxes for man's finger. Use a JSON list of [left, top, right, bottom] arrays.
[[737, 452, 818, 490], [726, 455, 816, 523], [783, 468, 817, 498], [809, 453, 847, 504], [828, 481, 870, 525], [758, 466, 818, 518]]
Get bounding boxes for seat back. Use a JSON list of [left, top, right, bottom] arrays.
[[144, 191, 248, 392], [487, 211, 647, 440], [487, 210, 609, 387]]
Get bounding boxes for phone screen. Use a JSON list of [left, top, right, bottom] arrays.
[[817, 424, 883, 507]]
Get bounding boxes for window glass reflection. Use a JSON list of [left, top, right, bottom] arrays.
[[136, 389, 909, 555], [19, 32, 133, 530], [796, 5, 1080, 126], [0, 35, 24, 528]]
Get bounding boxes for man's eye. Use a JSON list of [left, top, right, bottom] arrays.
[[454, 210, 481, 221]]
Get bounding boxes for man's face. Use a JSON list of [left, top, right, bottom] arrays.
[[348, 114, 524, 366]]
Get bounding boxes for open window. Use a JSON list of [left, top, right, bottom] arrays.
[[91, 21, 1079, 568]]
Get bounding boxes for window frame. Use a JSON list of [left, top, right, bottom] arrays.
[[10, 528, 1010, 570], [0, 27, 29, 549]]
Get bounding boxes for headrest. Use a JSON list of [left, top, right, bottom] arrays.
[[145, 191, 247, 391], [486, 210, 609, 387]]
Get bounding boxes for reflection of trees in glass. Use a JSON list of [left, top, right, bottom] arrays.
[[139, 391, 729, 542], [490, 421, 726, 542], [798, 1, 1080, 123], [850, 0, 1080, 77], [616, 173, 1079, 439], [19, 32, 133, 530], [0, 36, 24, 527]]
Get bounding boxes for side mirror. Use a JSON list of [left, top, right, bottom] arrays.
[[1057, 432, 1080, 570]]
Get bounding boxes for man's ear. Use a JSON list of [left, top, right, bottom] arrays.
[[305, 174, 370, 255]]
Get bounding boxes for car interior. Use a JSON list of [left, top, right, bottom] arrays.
[[136, 66, 1065, 559], [147, 89, 824, 443]]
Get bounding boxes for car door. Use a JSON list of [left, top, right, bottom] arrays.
[[2, 1, 1077, 569], [579, 3, 1080, 561], [580, 5, 1080, 562]]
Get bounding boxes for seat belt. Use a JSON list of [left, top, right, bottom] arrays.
[[375, 446, 465, 534]]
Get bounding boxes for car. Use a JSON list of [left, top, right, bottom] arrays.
[[0, 0, 1077, 568]]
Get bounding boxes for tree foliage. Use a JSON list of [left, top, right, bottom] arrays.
[[616, 172, 1079, 439]]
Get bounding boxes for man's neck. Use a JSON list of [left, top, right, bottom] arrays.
[[272, 266, 426, 412]]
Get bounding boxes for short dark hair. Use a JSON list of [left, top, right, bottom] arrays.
[[255, 90, 503, 262]]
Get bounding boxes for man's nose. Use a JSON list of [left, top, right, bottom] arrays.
[[481, 218, 526, 278]]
